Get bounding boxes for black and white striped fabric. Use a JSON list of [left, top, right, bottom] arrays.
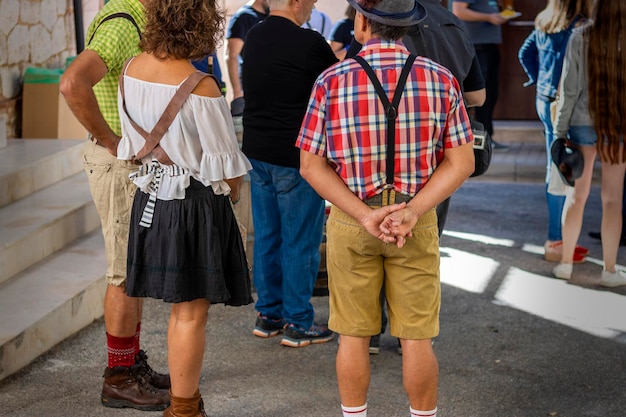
[[130, 160, 187, 228]]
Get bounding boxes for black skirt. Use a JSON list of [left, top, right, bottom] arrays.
[[126, 177, 252, 306]]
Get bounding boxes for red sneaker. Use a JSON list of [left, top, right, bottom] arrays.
[[544, 241, 587, 263]]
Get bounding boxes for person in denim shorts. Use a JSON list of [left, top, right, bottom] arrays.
[[551, 22, 596, 281], [587, 0, 626, 287], [297, 1, 475, 416]]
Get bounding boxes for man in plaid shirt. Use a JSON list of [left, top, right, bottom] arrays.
[[60, 0, 169, 411], [297, 1, 475, 416]]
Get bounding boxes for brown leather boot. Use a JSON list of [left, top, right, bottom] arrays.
[[101, 365, 170, 411], [135, 349, 171, 389], [163, 390, 208, 417]]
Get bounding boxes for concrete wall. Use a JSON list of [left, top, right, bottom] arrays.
[[0, 0, 84, 139], [0, 0, 345, 140], [0, 0, 102, 140]]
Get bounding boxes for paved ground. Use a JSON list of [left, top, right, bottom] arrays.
[[1, 145, 625, 417]]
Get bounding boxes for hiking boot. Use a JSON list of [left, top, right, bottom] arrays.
[[252, 314, 285, 338], [280, 323, 333, 348], [163, 389, 208, 417], [101, 365, 170, 411], [369, 334, 380, 355], [136, 350, 171, 389]]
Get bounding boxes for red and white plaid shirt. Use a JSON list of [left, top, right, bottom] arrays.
[[296, 39, 473, 200]]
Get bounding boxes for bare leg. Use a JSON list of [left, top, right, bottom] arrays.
[[401, 338, 439, 411], [168, 299, 210, 398], [561, 146, 596, 264], [336, 335, 370, 407], [601, 157, 626, 272], [104, 285, 142, 337]]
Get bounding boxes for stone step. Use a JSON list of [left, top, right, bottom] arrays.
[[493, 120, 544, 144], [0, 171, 100, 285], [0, 230, 106, 381], [0, 139, 84, 208]]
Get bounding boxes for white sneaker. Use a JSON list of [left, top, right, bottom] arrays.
[[553, 263, 573, 280], [600, 269, 626, 287]]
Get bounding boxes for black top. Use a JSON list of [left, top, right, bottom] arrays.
[[226, 5, 268, 41], [241, 16, 338, 168], [329, 18, 355, 48], [346, 0, 484, 95]]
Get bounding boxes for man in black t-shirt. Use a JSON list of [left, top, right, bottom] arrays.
[[241, 0, 338, 349], [225, 0, 269, 115]]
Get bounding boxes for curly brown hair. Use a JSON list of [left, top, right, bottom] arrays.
[[140, 0, 225, 61], [588, 0, 626, 163]]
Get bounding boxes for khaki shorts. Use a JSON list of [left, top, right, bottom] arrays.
[[326, 206, 440, 340], [82, 140, 138, 287]]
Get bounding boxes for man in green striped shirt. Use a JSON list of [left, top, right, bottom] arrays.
[[60, 0, 169, 411]]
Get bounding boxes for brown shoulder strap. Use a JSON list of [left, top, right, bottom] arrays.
[[119, 61, 208, 160]]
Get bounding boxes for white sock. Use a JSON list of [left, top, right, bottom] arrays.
[[410, 406, 437, 417], [342, 403, 367, 417]]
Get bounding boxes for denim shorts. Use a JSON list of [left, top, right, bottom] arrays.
[[568, 125, 597, 146]]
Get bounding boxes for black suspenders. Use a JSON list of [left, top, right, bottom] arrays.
[[353, 55, 417, 184]]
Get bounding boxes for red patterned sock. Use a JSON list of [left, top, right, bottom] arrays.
[[106, 332, 136, 368], [134, 322, 141, 356]]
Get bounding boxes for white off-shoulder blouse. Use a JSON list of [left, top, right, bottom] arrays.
[[117, 74, 251, 200]]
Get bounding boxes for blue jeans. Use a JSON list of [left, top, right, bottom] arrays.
[[248, 158, 325, 329], [536, 97, 565, 241], [568, 125, 597, 146]]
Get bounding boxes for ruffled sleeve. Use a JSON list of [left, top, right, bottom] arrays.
[[117, 76, 252, 200], [189, 95, 252, 194]]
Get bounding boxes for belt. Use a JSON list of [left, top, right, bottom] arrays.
[[363, 189, 412, 207]]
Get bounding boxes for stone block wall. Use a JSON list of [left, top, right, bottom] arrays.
[[0, 0, 79, 139]]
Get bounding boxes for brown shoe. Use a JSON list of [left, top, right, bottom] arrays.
[[163, 390, 208, 417], [136, 349, 171, 389], [101, 365, 170, 411]]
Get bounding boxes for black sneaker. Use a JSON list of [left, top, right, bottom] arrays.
[[280, 323, 333, 347], [588, 231, 626, 246], [252, 314, 285, 338], [369, 334, 380, 355], [491, 140, 510, 152]]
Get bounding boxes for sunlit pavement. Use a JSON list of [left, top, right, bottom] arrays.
[[441, 180, 626, 344], [1, 182, 625, 416]]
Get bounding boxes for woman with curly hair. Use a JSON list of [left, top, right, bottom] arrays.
[[116, 0, 253, 415], [586, 0, 626, 286]]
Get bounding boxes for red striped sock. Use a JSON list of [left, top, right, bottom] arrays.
[[106, 332, 136, 368], [134, 322, 141, 356]]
